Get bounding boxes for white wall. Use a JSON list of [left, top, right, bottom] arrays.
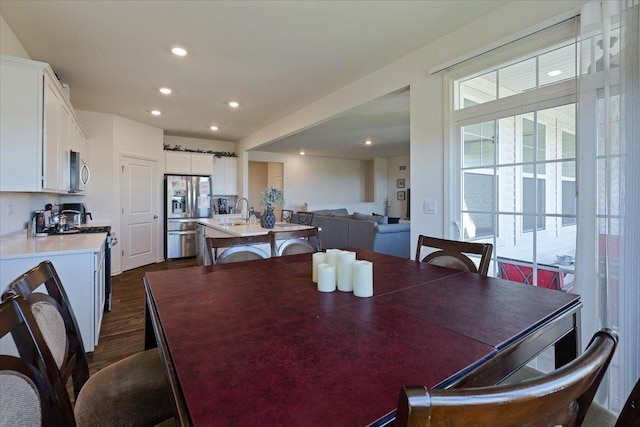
[[66, 112, 164, 274], [61, 111, 115, 224], [387, 155, 410, 218], [237, 0, 587, 253], [0, 14, 29, 59], [248, 151, 366, 212]]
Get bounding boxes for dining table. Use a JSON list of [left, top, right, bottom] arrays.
[[144, 249, 581, 426]]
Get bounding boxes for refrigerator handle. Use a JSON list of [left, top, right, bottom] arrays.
[[186, 177, 194, 218]]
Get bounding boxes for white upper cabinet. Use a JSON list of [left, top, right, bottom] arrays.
[[0, 55, 87, 193], [43, 77, 62, 191], [212, 156, 237, 195], [165, 151, 214, 176], [190, 153, 214, 175], [165, 152, 190, 174]]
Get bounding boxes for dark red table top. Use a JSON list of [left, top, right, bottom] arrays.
[[145, 249, 580, 426]]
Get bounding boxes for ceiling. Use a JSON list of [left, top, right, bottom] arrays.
[[1, 1, 510, 159]]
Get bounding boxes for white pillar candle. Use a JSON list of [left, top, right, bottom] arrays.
[[317, 263, 336, 292], [337, 251, 356, 292], [326, 249, 342, 280], [353, 260, 373, 297], [312, 252, 327, 283]]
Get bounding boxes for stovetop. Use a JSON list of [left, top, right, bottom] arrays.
[[77, 226, 111, 234], [47, 225, 111, 235]]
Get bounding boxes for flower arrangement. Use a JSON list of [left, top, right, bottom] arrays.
[[260, 186, 284, 209]]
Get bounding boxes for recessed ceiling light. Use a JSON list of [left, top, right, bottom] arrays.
[[151, 110, 162, 116], [547, 69, 562, 77], [210, 125, 219, 131], [228, 101, 240, 108], [299, 151, 305, 156], [159, 87, 172, 95], [171, 47, 188, 57], [364, 139, 373, 145]]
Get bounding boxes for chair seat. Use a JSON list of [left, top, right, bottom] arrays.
[[74, 349, 174, 427]]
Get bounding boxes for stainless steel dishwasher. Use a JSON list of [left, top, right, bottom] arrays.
[[166, 219, 198, 259]]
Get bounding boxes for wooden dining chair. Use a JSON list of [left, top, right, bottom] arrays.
[[281, 209, 294, 223], [0, 294, 76, 426], [395, 328, 617, 427], [615, 376, 640, 427], [3, 260, 175, 426], [206, 234, 271, 265], [269, 227, 322, 256], [294, 211, 314, 226], [415, 235, 493, 276]]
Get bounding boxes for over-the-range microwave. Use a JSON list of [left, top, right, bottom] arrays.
[[69, 150, 90, 193]]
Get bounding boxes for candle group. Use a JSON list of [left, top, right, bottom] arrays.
[[312, 250, 373, 297]]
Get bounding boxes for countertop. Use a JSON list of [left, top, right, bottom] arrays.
[[0, 229, 107, 259], [198, 218, 315, 237]]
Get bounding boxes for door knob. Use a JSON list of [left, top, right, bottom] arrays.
[[153, 215, 158, 219]]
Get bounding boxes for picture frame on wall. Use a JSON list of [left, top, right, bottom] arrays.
[[397, 191, 406, 201], [397, 179, 405, 188]]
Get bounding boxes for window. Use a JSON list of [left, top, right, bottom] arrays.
[[523, 177, 545, 232], [449, 24, 577, 284], [561, 131, 576, 226]]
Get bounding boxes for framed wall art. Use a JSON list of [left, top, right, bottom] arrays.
[[397, 178, 405, 188], [397, 191, 406, 201]]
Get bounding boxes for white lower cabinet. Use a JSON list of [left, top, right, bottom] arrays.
[[0, 243, 106, 353]]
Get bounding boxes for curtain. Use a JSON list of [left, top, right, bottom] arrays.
[[576, 0, 639, 412]]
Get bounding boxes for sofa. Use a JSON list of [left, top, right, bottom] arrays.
[[294, 209, 411, 258]]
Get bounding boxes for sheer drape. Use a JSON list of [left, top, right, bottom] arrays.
[[576, 0, 639, 412]]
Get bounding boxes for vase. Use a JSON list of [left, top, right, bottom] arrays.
[[261, 206, 276, 229]]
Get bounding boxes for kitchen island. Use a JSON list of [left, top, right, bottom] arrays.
[[198, 218, 314, 237], [196, 218, 317, 265]]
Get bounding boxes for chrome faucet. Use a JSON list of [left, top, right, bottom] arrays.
[[235, 197, 250, 222]]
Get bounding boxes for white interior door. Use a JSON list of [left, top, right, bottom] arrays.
[[120, 155, 158, 271]]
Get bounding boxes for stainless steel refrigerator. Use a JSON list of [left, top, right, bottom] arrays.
[[165, 174, 213, 259]]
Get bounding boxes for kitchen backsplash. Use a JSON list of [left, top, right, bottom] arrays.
[[0, 192, 61, 236]]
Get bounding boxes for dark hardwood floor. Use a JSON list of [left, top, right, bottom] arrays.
[[87, 258, 198, 374]]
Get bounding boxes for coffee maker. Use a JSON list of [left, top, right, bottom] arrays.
[[217, 198, 230, 214]]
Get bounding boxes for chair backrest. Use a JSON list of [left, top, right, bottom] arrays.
[[281, 209, 294, 223], [269, 227, 322, 257], [0, 294, 76, 426], [3, 260, 89, 399], [415, 235, 493, 276], [294, 211, 314, 226], [206, 235, 271, 265], [396, 328, 618, 427], [616, 376, 640, 427], [498, 258, 565, 291]]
